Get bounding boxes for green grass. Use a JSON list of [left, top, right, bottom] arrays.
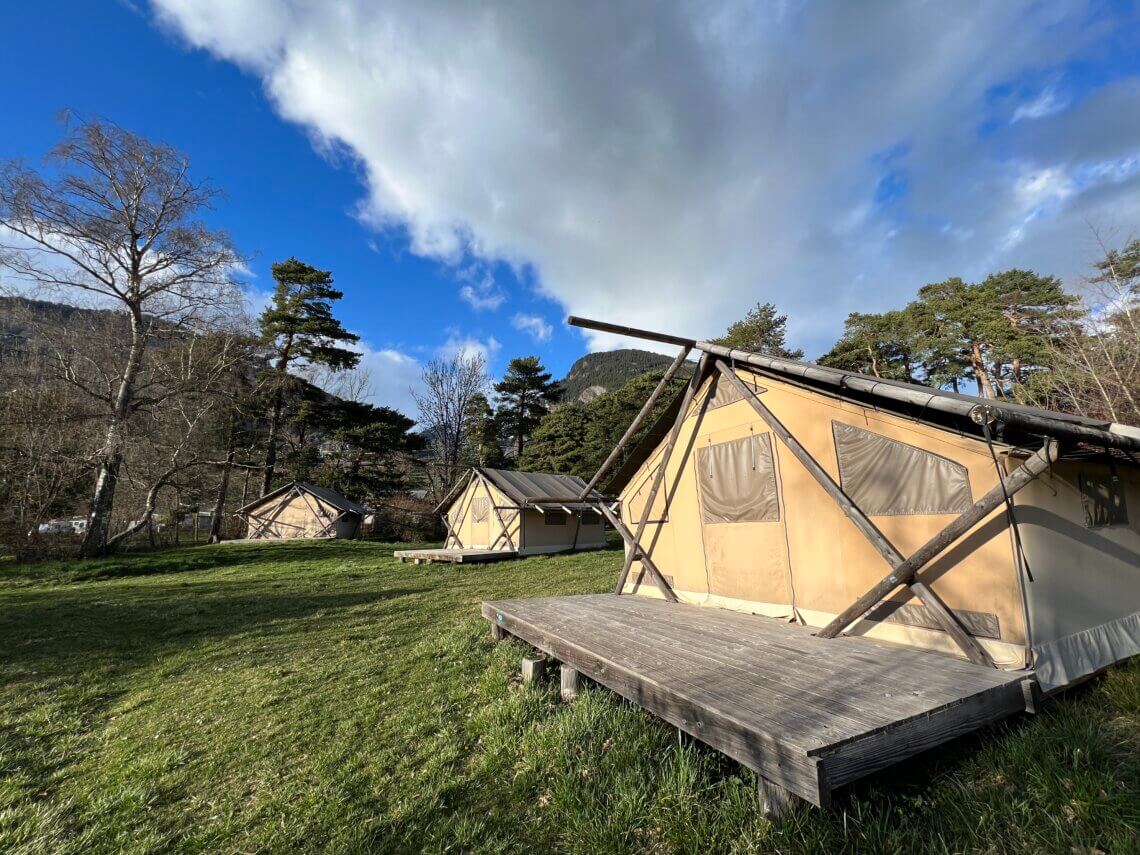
[[1, 540, 1137, 854]]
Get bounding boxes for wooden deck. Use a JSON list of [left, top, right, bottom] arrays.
[[482, 593, 1032, 807], [394, 547, 517, 564]]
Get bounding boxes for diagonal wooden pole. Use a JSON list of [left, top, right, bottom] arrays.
[[615, 354, 712, 596], [716, 361, 995, 666], [579, 345, 692, 500], [599, 502, 677, 601], [819, 439, 1058, 639]]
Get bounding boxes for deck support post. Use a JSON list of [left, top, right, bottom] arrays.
[[560, 664, 580, 701], [615, 353, 712, 596], [491, 622, 506, 642], [579, 344, 692, 500], [757, 775, 798, 819], [522, 654, 546, 683], [820, 439, 1059, 639], [715, 360, 996, 667]]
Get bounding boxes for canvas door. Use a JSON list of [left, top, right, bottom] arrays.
[[696, 433, 793, 612], [470, 497, 491, 547]]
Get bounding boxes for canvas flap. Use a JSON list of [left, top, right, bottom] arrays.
[[833, 421, 972, 516], [696, 432, 780, 524]]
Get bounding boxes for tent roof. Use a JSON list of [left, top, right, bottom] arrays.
[[603, 356, 1140, 496], [478, 468, 603, 506], [238, 481, 367, 516]]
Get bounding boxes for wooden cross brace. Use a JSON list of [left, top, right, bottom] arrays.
[[716, 360, 1057, 666]]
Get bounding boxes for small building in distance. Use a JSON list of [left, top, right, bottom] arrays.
[[396, 468, 607, 564], [239, 481, 366, 540]]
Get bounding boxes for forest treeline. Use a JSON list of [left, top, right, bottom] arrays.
[[1, 117, 1136, 559]]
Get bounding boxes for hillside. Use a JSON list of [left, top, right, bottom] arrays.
[[560, 349, 678, 403]]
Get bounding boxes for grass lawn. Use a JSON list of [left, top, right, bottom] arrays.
[[1, 540, 1137, 854]]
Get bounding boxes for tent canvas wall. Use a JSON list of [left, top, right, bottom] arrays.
[[239, 482, 366, 540], [568, 317, 1139, 694], [438, 468, 607, 556]]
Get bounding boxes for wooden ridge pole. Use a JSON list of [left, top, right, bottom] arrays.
[[715, 361, 995, 666], [598, 502, 677, 602], [579, 344, 692, 499], [819, 439, 1059, 639], [614, 354, 712, 596]]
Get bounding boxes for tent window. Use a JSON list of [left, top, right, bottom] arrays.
[[704, 372, 766, 411], [471, 497, 489, 522], [696, 433, 780, 524], [544, 511, 568, 526], [1079, 474, 1128, 527], [580, 511, 602, 526], [833, 422, 972, 516]]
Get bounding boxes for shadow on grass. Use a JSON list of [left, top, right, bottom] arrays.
[[0, 582, 428, 685], [0, 539, 411, 586]]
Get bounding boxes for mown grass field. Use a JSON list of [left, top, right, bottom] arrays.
[[1, 540, 1137, 854]]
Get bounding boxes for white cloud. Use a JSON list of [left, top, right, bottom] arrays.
[[511, 312, 553, 342], [437, 330, 501, 365], [1011, 86, 1068, 123], [457, 264, 506, 311], [353, 342, 422, 416], [151, 1, 1140, 357]]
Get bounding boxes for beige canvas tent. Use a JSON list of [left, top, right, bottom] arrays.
[[483, 315, 1140, 812], [396, 468, 607, 564], [239, 481, 366, 540], [596, 326, 1140, 693]]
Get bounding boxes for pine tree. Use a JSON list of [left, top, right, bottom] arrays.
[[462, 393, 503, 467], [517, 403, 589, 474], [714, 302, 804, 359], [493, 356, 560, 459], [258, 258, 360, 494]]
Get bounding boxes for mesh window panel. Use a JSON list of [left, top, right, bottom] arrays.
[[580, 511, 602, 526], [833, 421, 972, 516], [1079, 473, 1128, 527], [544, 511, 568, 526], [704, 372, 766, 411], [471, 497, 489, 522], [696, 433, 780, 524]]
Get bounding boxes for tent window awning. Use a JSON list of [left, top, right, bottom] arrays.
[[833, 421, 972, 516]]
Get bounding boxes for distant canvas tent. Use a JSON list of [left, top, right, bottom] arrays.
[[239, 482, 366, 540], [395, 468, 607, 564], [484, 315, 1140, 813]]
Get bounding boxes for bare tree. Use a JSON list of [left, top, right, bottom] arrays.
[[0, 117, 244, 556], [1024, 231, 1140, 424], [412, 352, 489, 500]]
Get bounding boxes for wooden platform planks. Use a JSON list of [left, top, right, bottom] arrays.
[[482, 593, 1030, 807], [394, 548, 517, 564]]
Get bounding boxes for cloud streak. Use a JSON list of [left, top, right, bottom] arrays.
[[152, 1, 1140, 356]]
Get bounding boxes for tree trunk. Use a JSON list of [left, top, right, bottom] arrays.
[[866, 345, 880, 378], [261, 334, 294, 497], [79, 314, 145, 558], [208, 446, 234, 544], [970, 342, 997, 399]]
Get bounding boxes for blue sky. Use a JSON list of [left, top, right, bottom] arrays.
[[3, 1, 1140, 416]]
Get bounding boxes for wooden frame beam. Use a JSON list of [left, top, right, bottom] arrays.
[[715, 360, 995, 666], [615, 354, 712, 597], [579, 344, 692, 499], [598, 501, 677, 602], [477, 472, 518, 552], [819, 439, 1059, 639]]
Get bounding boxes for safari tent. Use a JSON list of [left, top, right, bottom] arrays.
[[484, 315, 1140, 813], [395, 468, 607, 564], [239, 481, 366, 540]]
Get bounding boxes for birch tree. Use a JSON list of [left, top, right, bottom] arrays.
[[0, 118, 243, 556]]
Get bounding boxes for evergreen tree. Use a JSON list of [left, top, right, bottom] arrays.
[[819, 309, 919, 381], [714, 302, 804, 359], [517, 403, 589, 474], [462, 393, 504, 467], [493, 356, 560, 458], [258, 258, 360, 494]]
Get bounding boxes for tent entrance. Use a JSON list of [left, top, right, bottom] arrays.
[[696, 431, 792, 609]]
